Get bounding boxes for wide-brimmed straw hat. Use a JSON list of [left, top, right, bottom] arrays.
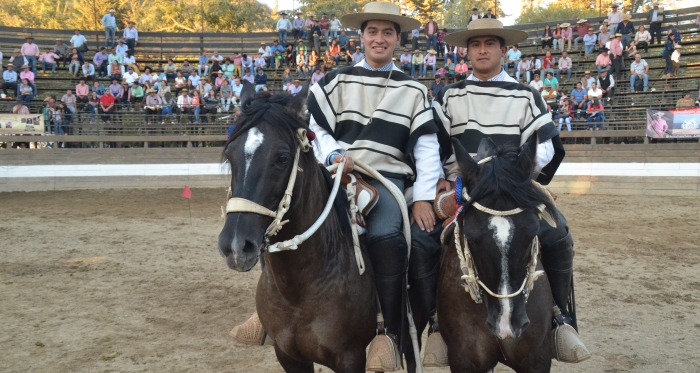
[[622, 14, 632, 20], [341, 2, 420, 31], [674, 44, 681, 49], [560, 22, 571, 28], [444, 18, 528, 48], [615, 33, 622, 37], [577, 19, 587, 23], [147, 88, 155, 93], [428, 49, 437, 54]]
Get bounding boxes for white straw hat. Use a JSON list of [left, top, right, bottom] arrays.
[[341, 2, 420, 31], [444, 18, 529, 48]]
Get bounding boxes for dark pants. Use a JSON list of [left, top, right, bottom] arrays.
[[76, 96, 89, 111], [145, 107, 160, 123], [57, 54, 70, 67], [637, 41, 649, 53], [649, 22, 662, 44], [96, 63, 108, 77], [663, 55, 673, 75], [611, 56, 623, 81], [125, 39, 136, 54], [365, 177, 408, 338], [99, 106, 113, 122], [2, 82, 17, 96], [601, 87, 615, 100]]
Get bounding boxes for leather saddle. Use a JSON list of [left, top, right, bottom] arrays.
[[340, 172, 379, 228]]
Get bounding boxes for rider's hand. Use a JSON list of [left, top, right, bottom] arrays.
[[412, 201, 436, 232], [332, 153, 354, 174], [436, 178, 451, 193]]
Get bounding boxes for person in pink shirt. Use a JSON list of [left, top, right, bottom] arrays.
[[214, 71, 226, 90], [573, 19, 591, 50], [310, 65, 324, 85], [21, 36, 40, 75], [232, 53, 242, 78], [454, 58, 469, 81], [38, 47, 60, 74], [595, 48, 612, 76], [19, 65, 37, 95], [75, 78, 90, 112], [609, 33, 624, 81], [560, 23, 573, 51]]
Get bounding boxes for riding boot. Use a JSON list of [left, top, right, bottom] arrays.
[[540, 231, 591, 363], [409, 257, 447, 367], [229, 311, 274, 346], [366, 234, 407, 372]]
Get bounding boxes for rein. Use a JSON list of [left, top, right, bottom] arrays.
[[451, 156, 555, 305]]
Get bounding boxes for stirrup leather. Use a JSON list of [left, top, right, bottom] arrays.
[[551, 307, 591, 363], [229, 312, 274, 346]]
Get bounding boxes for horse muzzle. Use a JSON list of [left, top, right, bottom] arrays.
[[484, 296, 530, 340], [218, 215, 264, 272]]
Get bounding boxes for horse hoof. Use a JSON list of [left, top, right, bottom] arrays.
[[229, 311, 269, 346], [423, 332, 449, 367]]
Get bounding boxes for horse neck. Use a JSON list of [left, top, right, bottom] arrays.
[[263, 153, 353, 290]]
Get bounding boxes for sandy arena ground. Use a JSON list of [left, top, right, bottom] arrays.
[[1, 189, 699, 373]]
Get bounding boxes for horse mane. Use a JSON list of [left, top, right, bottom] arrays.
[[466, 141, 559, 222]]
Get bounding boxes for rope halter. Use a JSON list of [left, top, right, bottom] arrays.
[[452, 155, 555, 304]]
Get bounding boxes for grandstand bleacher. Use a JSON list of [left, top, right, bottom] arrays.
[[1, 5, 699, 148]]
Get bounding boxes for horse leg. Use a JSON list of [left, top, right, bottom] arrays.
[[274, 345, 314, 373], [334, 349, 367, 373]]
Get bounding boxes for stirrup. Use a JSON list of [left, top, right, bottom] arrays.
[[423, 331, 449, 367], [551, 307, 591, 363], [366, 333, 401, 372], [229, 311, 274, 346]]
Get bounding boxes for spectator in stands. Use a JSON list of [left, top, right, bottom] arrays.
[[586, 81, 602, 106], [275, 49, 285, 70], [552, 24, 562, 50], [557, 98, 573, 131], [319, 14, 331, 45], [19, 36, 39, 76], [468, 8, 480, 25], [573, 19, 591, 51], [108, 48, 123, 67], [2, 64, 18, 98], [17, 78, 33, 106], [310, 66, 324, 85], [19, 65, 36, 95], [54, 39, 71, 68], [411, 49, 424, 79], [197, 51, 209, 77], [67, 55, 80, 77], [541, 50, 554, 79], [628, 53, 648, 92], [231, 78, 243, 106], [586, 98, 604, 129], [201, 90, 219, 123], [39, 48, 59, 74], [75, 78, 90, 112], [544, 71, 559, 91], [128, 82, 144, 110], [668, 26, 681, 43], [456, 46, 468, 64], [328, 39, 341, 64], [646, 3, 664, 45], [281, 68, 293, 92], [242, 54, 253, 74], [296, 49, 309, 78], [116, 39, 128, 57], [505, 44, 521, 75], [70, 29, 88, 56], [529, 72, 543, 92], [254, 68, 268, 92], [597, 69, 615, 102], [429, 74, 444, 100], [455, 58, 469, 81], [399, 48, 411, 73], [254, 53, 266, 70], [524, 54, 539, 81], [219, 79, 232, 112], [618, 14, 634, 48], [87, 91, 99, 123], [214, 71, 225, 91], [277, 12, 292, 45], [436, 28, 447, 60], [109, 78, 123, 102], [583, 29, 597, 57], [93, 47, 109, 78], [123, 21, 139, 54], [676, 92, 694, 108], [598, 24, 611, 50], [542, 85, 558, 112], [123, 66, 138, 88], [91, 80, 105, 97], [61, 89, 77, 121], [422, 49, 437, 78], [557, 51, 572, 81], [445, 57, 456, 82], [285, 44, 295, 68], [305, 14, 315, 42], [258, 43, 272, 66], [219, 59, 233, 79], [579, 70, 594, 91], [102, 9, 117, 48], [330, 14, 342, 41], [293, 12, 305, 40], [671, 44, 681, 77], [570, 82, 587, 118], [242, 69, 254, 84], [608, 4, 621, 35], [351, 46, 364, 65], [661, 33, 675, 78], [595, 47, 612, 76], [484, 8, 496, 19], [631, 26, 650, 54], [424, 16, 439, 51], [560, 23, 572, 51], [180, 60, 194, 79], [541, 25, 553, 50], [339, 31, 350, 51], [144, 89, 162, 125], [188, 70, 201, 88], [81, 61, 96, 82], [312, 27, 322, 56], [516, 55, 530, 82], [289, 79, 303, 96], [122, 50, 138, 74], [161, 92, 176, 123], [99, 89, 115, 123]]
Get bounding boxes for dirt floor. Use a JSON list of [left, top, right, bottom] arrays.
[[1, 189, 699, 373]]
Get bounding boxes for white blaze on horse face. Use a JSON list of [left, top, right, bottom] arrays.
[[488, 215, 515, 339], [244, 128, 265, 181]]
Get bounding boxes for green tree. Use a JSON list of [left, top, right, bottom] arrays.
[[442, 0, 505, 29], [516, 1, 599, 25], [297, 0, 370, 21]]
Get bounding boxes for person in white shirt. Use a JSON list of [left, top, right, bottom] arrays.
[[123, 21, 139, 54], [210, 51, 224, 63], [515, 55, 531, 82], [123, 66, 139, 87], [580, 70, 595, 91], [634, 25, 651, 53], [329, 14, 342, 42], [276, 12, 292, 45], [188, 70, 201, 87], [115, 40, 129, 57], [607, 4, 622, 35], [529, 72, 544, 92], [586, 82, 603, 108], [70, 29, 88, 54], [176, 89, 193, 123]]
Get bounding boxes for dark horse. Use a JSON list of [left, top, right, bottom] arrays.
[[438, 136, 558, 372], [217, 90, 377, 372]]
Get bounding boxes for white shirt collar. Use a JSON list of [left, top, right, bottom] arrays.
[[466, 69, 517, 83]]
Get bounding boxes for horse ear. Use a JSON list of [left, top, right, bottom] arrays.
[[239, 80, 255, 108], [452, 138, 479, 188], [516, 134, 538, 179], [476, 137, 498, 160], [288, 81, 310, 116]]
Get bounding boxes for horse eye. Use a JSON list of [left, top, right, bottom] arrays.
[[276, 154, 290, 164]]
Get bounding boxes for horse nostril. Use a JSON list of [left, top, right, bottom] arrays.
[[242, 240, 258, 256]]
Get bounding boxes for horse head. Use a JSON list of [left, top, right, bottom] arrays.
[[218, 82, 309, 272], [452, 135, 558, 340]]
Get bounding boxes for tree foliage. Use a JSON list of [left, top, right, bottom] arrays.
[[442, 0, 505, 29], [516, 0, 600, 25], [296, 0, 370, 22]]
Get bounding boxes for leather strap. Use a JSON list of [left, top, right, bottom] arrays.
[[226, 198, 277, 218]]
